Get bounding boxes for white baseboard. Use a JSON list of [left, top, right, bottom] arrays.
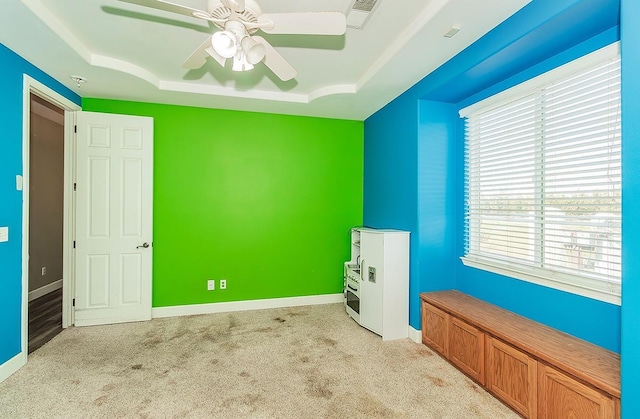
[[408, 326, 422, 343], [29, 279, 63, 302], [152, 293, 344, 319], [0, 352, 26, 384]]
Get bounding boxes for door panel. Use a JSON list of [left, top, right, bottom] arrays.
[[122, 159, 143, 237], [121, 253, 142, 304], [538, 364, 616, 419], [486, 336, 537, 418], [449, 317, 485, 385], [74, 111, 153, 326], [421, 301, 449, 357], [88, 157, 110, 237], [87, 254, 109, 308]]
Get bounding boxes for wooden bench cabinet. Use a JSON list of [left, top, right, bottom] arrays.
[[420, 291, 620, 419]]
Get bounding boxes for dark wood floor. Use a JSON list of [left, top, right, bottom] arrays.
[[28, 288, 63, 354]]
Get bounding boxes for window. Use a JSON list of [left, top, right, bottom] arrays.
[[460, 43, 621, 305]]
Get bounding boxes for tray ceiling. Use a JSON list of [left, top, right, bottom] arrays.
[[0, 0, 531, 119]]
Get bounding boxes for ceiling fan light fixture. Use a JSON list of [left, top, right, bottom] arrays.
[[118, 0, 337, 82], [211, 30, 237, 58], [240, 36, 266, 65]]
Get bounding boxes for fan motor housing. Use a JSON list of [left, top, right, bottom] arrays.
[[208, 0, 262, 33]]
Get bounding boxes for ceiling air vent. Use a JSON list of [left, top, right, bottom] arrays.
[[346, 0, 381, 30]]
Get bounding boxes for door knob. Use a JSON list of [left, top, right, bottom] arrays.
[[136, 242, 150, 249]]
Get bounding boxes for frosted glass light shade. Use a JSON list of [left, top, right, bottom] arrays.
[[211, 31, 237, 59], [240, 36, 266, 65]]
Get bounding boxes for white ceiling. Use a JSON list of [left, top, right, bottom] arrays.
[[0, 0, 531, 120]]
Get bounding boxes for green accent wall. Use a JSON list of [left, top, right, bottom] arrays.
[[82, 99, 363, 307]]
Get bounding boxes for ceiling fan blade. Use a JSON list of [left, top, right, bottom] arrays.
[[182, 36, 226, 69], [205, 46, 227, 67], [252, 36, 297, 81], [118, 0, 207, 19], [257, 12, 346, 35]]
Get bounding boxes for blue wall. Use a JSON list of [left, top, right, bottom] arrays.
[[0, 44, 80, 365], [620, 0, 640, 415], [416, 101, 458, 317], [363, 97, 420, 324]]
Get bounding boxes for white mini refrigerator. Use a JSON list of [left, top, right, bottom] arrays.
[[344, 228, 410, 341]]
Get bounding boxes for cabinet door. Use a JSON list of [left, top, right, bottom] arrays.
[[486, 336, 537, 418], [421, 301, 449, 357], [449, 317, 485, 385], [538, 364, 616, 419]]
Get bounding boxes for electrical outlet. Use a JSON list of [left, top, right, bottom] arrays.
[[220, 279, 227, 290], [0, 226, 8, 243], [41, 266, 47, 276], [207, 279, 215, 291]]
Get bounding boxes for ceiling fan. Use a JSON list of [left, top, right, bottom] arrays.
[[118, 0, 347, 81]]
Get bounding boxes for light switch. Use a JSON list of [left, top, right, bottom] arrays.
[[0, 227, 8, 243]]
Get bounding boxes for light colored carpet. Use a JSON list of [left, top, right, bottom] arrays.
[[0, 303, 518, 418]]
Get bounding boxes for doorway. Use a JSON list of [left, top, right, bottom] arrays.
[[21, 76, 80, 360], [27, 94, 65, 353]]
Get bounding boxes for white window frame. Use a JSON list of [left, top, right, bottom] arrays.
[[459, 42, 621, 305]]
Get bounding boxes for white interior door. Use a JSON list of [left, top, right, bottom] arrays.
[[74, 111, 153, 326]]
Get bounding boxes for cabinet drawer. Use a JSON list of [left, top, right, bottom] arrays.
[[449, 317, 485, 385], [538, 364, 616, 419], [486, 336, 537, 418], [421, 301, 449, 357]]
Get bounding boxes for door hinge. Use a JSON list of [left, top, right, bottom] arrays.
[[73, 183, 77, 191], [73, 240, 76, 249], [74, 125, 77, 133], [72, 298, 75, 307]]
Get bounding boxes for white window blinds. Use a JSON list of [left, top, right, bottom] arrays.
[[459, 43, 621, 304]]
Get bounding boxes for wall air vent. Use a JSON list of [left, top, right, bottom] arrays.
[[346, 0, 381, 30]]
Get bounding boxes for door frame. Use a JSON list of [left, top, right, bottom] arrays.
[[21, 75, 80, 359]]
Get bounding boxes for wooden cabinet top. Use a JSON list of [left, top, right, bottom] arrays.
[[420, 290, 620, 398]]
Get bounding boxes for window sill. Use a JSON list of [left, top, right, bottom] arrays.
[[460, 257, 621, 306]]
